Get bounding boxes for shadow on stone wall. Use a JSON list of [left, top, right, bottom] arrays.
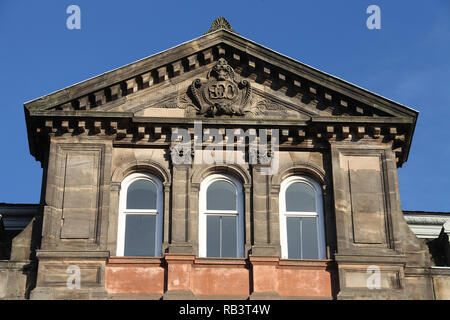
[[0, 211, 42, 299], [427, 231, 450, 267]]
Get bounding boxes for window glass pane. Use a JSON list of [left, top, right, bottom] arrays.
[[301, 218, 319, 259], [207, 216, 221, 257], [222, 216, 237, 257], [207, 180, 236, 211], [124, 215, 156, 256], [286, 182, 316, 212], [127, 179, 157, 209], [286, 217, 302, 259]]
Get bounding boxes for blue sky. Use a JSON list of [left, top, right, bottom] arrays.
[[0, 1, 449, 211]]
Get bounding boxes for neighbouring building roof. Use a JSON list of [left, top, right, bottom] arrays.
[[0, 204, 39, 232], [403, 210, 450, 239]]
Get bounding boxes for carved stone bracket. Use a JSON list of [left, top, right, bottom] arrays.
[[170, 143, 194, 165]]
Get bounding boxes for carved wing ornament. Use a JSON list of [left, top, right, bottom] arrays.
[[189, 58, 252, 117]]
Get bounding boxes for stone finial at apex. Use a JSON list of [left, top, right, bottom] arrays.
[[204, 17, 238, 35]]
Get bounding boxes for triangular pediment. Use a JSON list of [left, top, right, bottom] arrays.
[[24, 29, 417, 121]]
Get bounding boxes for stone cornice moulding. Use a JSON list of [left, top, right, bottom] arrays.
[[31, 118, 406, 148], [35, 250, 110, 259], [28, 114, 409, 166]]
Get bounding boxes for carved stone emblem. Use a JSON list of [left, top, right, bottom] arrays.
[[190, 58, 251, 116]]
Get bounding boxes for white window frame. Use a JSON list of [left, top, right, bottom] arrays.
[[116, 172, 163, 257], [199, 174, 244, 258], [279, 175, 326, 259]]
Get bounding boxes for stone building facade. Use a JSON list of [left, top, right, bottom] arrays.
[[0, 18, 449, 300]]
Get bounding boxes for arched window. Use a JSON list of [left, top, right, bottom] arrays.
[[117, 173, 163, 257], [199, 174, 244, 258], [279, 176, 325, 259]]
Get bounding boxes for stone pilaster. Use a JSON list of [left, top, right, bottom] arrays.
[[168, 164, 194, 254], [106, 182, 120, 255], [251, 165, 280, 256]]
